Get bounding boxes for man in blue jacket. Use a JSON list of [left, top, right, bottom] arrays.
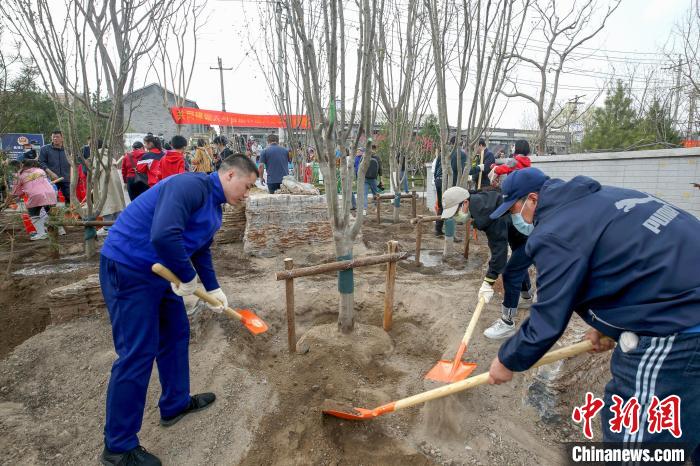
[[488, 168, 700, 461], [39, 130, 71, 204], [98, 154, 258, 465], [258, 133, 289, 193], [434, 136, 467, 236], [468, 138, 495, 190]]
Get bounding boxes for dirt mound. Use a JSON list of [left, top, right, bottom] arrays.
[[296, 323, 393, 364]]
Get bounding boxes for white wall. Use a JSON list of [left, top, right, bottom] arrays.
[[531, 148, 700, 218]]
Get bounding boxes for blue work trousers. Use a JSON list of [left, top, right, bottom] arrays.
[[100, 256, 191, 452], [600, 333, 700, 463], [502, 244, 532, 309], [400, 170, 409, 193], [364, 178, 379, 209]]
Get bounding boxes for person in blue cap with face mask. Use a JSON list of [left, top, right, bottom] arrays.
[[487, 167, 700, 461], [440, 186, 534, 339]]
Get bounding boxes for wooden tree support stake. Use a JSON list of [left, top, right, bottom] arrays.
[[411, 191, 417, 218], [275, 252, 408, 280], [414, 215, 423, 265], [463, 219, 472, 259], [284, 258, 296, 353], [47, 220, 116, 228], [375, 196, 381, 224], [383, 241, 398, 331]]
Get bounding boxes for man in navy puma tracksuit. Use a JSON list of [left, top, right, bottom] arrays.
[[488, 168, 700, 462], [99, 155, 258, 465]]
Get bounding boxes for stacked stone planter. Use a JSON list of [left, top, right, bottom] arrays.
[[216, 203, 247, 244], [243, 194, 332, 257], [48, 274, 105, 324]]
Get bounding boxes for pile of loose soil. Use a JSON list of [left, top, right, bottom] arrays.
[[0, 211, 97, 358], [0, 206, 607, 465]]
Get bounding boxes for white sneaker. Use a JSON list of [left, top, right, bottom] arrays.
[[58, 227, 66, 236], [483, 319, 516, 340], [30, 232, 48, 241], [363, 209, 367, 216], [96, 228, 109, 237]]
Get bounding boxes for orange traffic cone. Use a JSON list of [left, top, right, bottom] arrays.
[[22, 213, 37, 234]]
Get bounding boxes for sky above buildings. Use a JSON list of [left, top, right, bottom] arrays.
[[2, 0, 692, 129], [186, 0, 688, 128]]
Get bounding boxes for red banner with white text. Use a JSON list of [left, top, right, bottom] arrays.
[[170, 107, 309, 129]]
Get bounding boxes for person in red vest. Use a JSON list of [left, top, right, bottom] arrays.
[[136, 134, 165, 187], [122, 141, 147, 200], [159, 135, 188, 181]]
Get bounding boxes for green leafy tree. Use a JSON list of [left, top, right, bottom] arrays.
[[638, 99, 681, 149], [582, 81, 681, 151], [582, 81, 639, 151], [0, 65, 98, 147], [418, 114, 440, 146], [0, 66, 60, 137]]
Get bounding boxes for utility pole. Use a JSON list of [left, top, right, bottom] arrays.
[[567, 95, 585, 149], [275, 1, 286, 145], [688, 89, 696, 141], [674, 54, 683, 124], [210, 57, 233, 135], [662, 55, 686, 128]]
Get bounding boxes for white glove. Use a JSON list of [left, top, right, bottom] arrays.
[[170, 276, 199, 297], [478, 281, 494, 304], [203, 287, 227, 313], [477, 164, 484, 171]]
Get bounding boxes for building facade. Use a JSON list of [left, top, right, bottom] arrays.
[[123, 83, 209, 142]]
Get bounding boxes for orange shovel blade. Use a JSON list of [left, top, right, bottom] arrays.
[[424, 360, 477, 383], [234, 309, 269, 335], [321, 399, 396, 421]]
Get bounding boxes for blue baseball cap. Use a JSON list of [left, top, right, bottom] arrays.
[[489, 168, 549, 219]]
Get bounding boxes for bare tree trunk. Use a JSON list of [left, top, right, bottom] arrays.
[[335, 235, 355, 331]]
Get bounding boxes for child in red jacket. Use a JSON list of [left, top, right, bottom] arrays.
[[488, 139, 531, 187], [159, 135, 188, 180], [136, 135, 165, 187]]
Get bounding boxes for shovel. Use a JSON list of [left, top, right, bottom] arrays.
[[424, 297, 485, 383], [151, 263, 269, 335], [322, 339, 599, 420], [477, 148, 485, 190]]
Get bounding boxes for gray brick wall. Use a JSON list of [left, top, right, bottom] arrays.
[[531, 148, 700, 218], [123, 85, 204, 141]]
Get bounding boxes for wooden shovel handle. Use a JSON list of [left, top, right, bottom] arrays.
[[394, 339, 598, 411], [461, 297, 486, 348], [151, 263, 242, 321], [477, 149, 485, 191]]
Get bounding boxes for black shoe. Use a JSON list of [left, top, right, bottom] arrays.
[[434, 231, 444, 237], [160, 392, 216, 427], [453, 236, 463, 243], [101, 446, 161, 466]]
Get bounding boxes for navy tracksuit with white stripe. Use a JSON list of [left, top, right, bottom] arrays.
[[100, 172, 225, 452], [497, 176, 700, 459]]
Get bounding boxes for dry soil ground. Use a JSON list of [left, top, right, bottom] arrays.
[[0, 200, 606, 465]]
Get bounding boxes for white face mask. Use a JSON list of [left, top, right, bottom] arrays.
[[511, 199, 534, 236], [454, 210, 468, 224]]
